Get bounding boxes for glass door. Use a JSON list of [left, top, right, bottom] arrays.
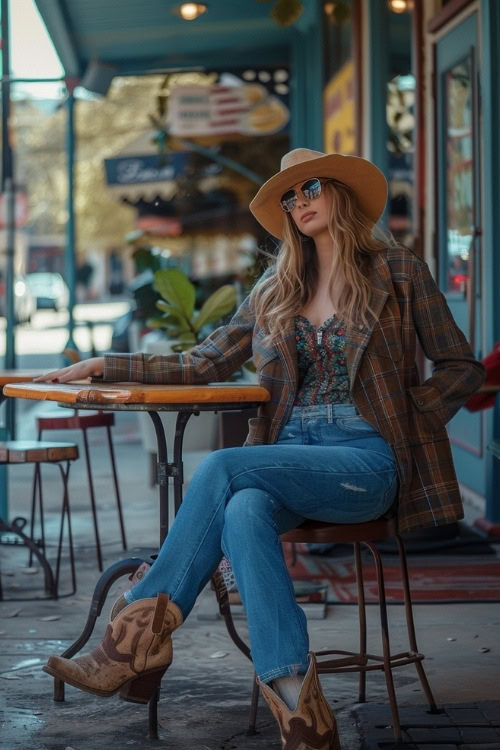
[[435, 11, 484, 493]]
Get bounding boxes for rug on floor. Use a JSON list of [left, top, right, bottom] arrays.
[[285, 548, 500, 602]]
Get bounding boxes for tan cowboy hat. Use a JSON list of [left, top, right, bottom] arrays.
[[249, 148, 388, 239]]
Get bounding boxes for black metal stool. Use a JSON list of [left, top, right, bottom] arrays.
[[0, 440, 79, 599], [36, 410, 127, 571]]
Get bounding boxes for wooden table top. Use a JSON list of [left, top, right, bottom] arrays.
[[3, 378, 497, 406], [3, 381, 271, 406], [0, 371, 47, 387]]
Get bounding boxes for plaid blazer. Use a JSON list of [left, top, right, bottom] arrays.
[[104, 246, 486, 534]]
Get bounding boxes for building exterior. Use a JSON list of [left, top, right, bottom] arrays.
[[30, 0, 499, 530], [322, 0, 498, 530]]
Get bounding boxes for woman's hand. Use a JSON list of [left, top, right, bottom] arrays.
[[33, 357, 105, 384]]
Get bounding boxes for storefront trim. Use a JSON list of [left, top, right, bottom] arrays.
[[428, 0, 475, 34]]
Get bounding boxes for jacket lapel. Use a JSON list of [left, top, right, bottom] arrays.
[[276, 317, 299, 393], [344, 284, 389, 390], [274, 251, 392, 395]]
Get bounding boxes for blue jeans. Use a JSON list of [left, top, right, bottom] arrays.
[[124, 403, 398, 683]]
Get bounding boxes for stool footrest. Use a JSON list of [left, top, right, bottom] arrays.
[[316, 649, 425, 674]]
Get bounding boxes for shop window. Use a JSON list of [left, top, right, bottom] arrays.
[[444, 54, 473, 293], [386, 7, 415, 246]]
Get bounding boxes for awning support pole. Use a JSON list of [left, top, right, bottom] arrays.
[[64, 78, 79, 352]]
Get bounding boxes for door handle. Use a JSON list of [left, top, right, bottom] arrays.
[[465, 227, 482, 353]]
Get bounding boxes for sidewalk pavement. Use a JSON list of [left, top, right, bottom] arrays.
[[1, 403, 499, 749]]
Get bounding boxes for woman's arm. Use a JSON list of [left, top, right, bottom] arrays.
[[33, 295, 255, 385], [408, 260, 486, 423], [102, 293, 255, 385], [33, 357, 104, 383]]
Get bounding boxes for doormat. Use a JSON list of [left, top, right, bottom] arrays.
[[286, 551, 500, 602]]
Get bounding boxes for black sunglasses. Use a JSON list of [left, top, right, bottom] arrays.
[[279, 177, 327, 213]]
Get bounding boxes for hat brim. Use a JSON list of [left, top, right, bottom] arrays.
[[249, 153, 388, 239]]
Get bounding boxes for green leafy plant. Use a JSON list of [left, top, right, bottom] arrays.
[[148, 268, 236, 352]]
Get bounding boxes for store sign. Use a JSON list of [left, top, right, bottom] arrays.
[[167, 84, 289, 137], [323, 61, 356, 155], [104, 153, 187, 186]]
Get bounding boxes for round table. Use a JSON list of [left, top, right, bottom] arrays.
[[4, 379, 270, 738]]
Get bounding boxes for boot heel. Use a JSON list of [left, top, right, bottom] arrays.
[[119, 668, 167, 704]]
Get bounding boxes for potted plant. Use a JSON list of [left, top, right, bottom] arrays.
[[147, 267, 236, 351], [137, 268, 238, 484]]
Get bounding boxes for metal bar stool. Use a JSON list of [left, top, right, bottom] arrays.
[[36, 410, 127, 571], [211, 513, 440, 747], [0, 440, 79, 599]]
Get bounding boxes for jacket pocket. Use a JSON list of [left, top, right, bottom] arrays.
[[408, 384, 445, 413], [407, 385, 448, 441]]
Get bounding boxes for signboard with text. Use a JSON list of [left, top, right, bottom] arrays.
[[104, 153, 188, 187], [167, 84, 289, 137]]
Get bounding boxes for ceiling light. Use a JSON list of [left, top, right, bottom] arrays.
[[173, 3, 208, 21], [387, 0, 414, 12]]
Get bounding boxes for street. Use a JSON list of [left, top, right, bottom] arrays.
[[0, 300, 130, 368]]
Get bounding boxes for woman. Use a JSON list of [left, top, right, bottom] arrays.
[[36, 149, 486, 750]]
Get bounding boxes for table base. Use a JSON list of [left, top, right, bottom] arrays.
[[50, 558, 253, 740], [46, 401, 261, 739]]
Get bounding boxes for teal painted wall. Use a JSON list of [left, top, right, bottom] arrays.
[[481, 0, 500, 523], [290, 0, 324, 150], [367, 0, 389, 226]]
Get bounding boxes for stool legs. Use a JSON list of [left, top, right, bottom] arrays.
[[28, 461, 76, 597], [38, 420, 127, 571], [105, 425, 127, 551], [248, 673, 260, 735], [28, 464, 45, 568], [54, 461, 76, 597], [354, 541, 367, 703], [0, 515, 57, 599], [81, 428, 104, 571], [364, 541, 403, 745], [395, 533, 439, 713]]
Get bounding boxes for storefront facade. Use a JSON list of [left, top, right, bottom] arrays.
[[320, 0, 499, 529]]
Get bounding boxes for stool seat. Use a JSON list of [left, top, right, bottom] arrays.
[[0, 440, 79, 600], [281, 514, 398, 544], [36, 411, 115, 430], [0, 441, 79, 463]]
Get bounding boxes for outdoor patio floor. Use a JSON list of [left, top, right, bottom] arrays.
[[1, 405, 499, 749]]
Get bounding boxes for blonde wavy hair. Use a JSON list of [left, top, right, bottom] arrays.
[[249, 179, 399, 346]]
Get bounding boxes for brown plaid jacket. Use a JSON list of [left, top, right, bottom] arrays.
[[103, 246, 486, 534]]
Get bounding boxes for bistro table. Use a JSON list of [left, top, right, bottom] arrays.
[[4, 379, 270, 739]]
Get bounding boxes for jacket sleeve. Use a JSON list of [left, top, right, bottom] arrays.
[[102, 294, 255, 384], [408, 259, 486, 423]]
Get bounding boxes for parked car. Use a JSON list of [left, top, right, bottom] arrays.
[[0, 274, 37, 324], [25, 272, 70, 311]]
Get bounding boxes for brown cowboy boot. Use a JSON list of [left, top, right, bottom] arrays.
[[43, 593, 183, 704], [258, 652, 341, 750]]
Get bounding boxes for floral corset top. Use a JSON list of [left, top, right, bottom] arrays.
[[294, 314, 354, 406]]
